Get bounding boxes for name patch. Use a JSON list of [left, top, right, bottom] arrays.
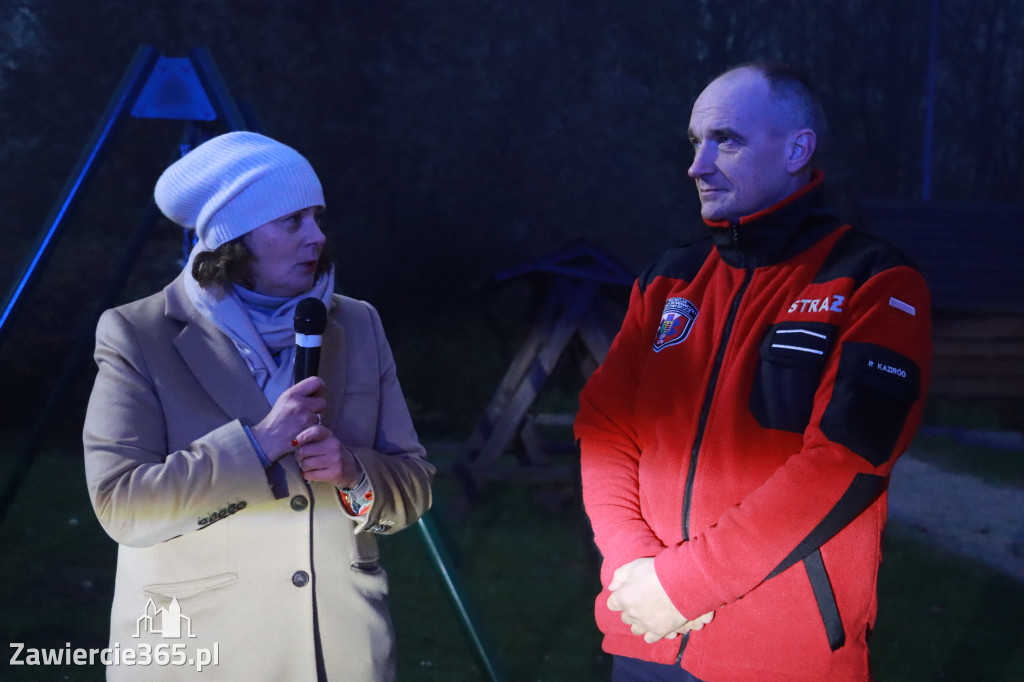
[[868, 359, 908, 379], [654, 298, 699, 352]]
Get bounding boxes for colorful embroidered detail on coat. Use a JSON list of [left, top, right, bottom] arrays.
[[653, 298, 699, 352]]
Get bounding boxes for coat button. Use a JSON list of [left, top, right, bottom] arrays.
[[292, 570, 310, 587], [290, 495, 309, 511]]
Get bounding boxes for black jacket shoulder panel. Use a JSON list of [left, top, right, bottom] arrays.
[[638, 237, 714, 293], [814, 229, 920, 288]]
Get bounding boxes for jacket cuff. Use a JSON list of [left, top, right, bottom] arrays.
[[601, 539, 667, 585], [338, 469, 374, 516], [241, 424, 272, 468], [654, 542, 722, 620]]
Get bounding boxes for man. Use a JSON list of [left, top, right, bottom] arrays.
[[575, 63, 931, 681]]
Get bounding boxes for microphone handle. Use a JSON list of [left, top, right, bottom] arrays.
[[276, 329, 323, 500], [293, 344, 322, 384]]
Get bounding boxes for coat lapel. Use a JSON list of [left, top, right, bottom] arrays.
[[164, 276, 271, 426], [162, 280, 348, 452], [318, 309, 348, 429]]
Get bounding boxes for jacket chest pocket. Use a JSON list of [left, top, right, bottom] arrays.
[[749, 322, 837, 433]]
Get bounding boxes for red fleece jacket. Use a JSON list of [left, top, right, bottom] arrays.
[[576, 173, 931, 681]]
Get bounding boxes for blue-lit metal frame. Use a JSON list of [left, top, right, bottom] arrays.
[[0, 45, 160, 347], [189, 46, 249, 131]]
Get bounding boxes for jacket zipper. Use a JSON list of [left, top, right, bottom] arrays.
[[681, 263, 752, 541], [675, 248, 752, 666]]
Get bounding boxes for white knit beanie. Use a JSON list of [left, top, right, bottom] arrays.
[[154, 131, 324, 249]]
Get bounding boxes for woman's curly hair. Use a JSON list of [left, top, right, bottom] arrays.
[[192, 236, 331, 292]]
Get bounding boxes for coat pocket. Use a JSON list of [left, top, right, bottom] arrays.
[[750, 322, 837, 432], [804, 550, 845, 651], [144, 572, 238, 601], [140, 573, 239, 638], [820, 342, 920, 466]]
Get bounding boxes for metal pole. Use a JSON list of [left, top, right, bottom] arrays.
[[416, 514, 505, 681], [0, 200, 163, 525], [0, 114, 191, 526], [0, 45, 159, 348], [188, 47, 249, 132]]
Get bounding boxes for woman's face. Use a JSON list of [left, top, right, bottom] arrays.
[[243, 206, 326, 297]]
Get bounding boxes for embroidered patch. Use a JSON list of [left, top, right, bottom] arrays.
[[653, 298, 699, 352]]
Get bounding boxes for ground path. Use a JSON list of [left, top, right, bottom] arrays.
[[888, 451, 1024, 582]]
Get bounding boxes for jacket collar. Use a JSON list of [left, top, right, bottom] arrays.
[[705, 170, 843, 269]]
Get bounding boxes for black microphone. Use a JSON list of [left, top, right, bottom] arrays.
[[293, 297, 327, 384], [265, 298, 327, 501]]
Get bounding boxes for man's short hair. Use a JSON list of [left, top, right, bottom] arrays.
[[723, 61, 827, 152]]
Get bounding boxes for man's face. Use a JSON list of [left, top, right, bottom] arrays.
[[687, 69, 802, 224]]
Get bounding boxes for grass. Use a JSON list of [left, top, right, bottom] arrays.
[[908, 431, 1024, 488], [382, 474, 610, 681], [873, 524, 1024, 681], [0, 436, 1022, 681], [0, 444, 116, 681]]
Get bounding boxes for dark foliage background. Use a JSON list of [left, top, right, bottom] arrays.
[[0, 0, 1021, 436]]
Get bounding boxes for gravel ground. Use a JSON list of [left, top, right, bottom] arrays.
[[888, 451, 1024, 582]]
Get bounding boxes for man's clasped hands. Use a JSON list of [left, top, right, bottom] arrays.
[[607, 558, 715, 644]]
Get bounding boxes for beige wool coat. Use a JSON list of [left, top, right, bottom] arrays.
[[83, 273, 434, 681]]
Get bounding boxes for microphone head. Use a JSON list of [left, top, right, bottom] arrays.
[[294, 297, 327, 335]]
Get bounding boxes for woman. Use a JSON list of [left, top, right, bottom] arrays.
[[83, 132, 434, 681]]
